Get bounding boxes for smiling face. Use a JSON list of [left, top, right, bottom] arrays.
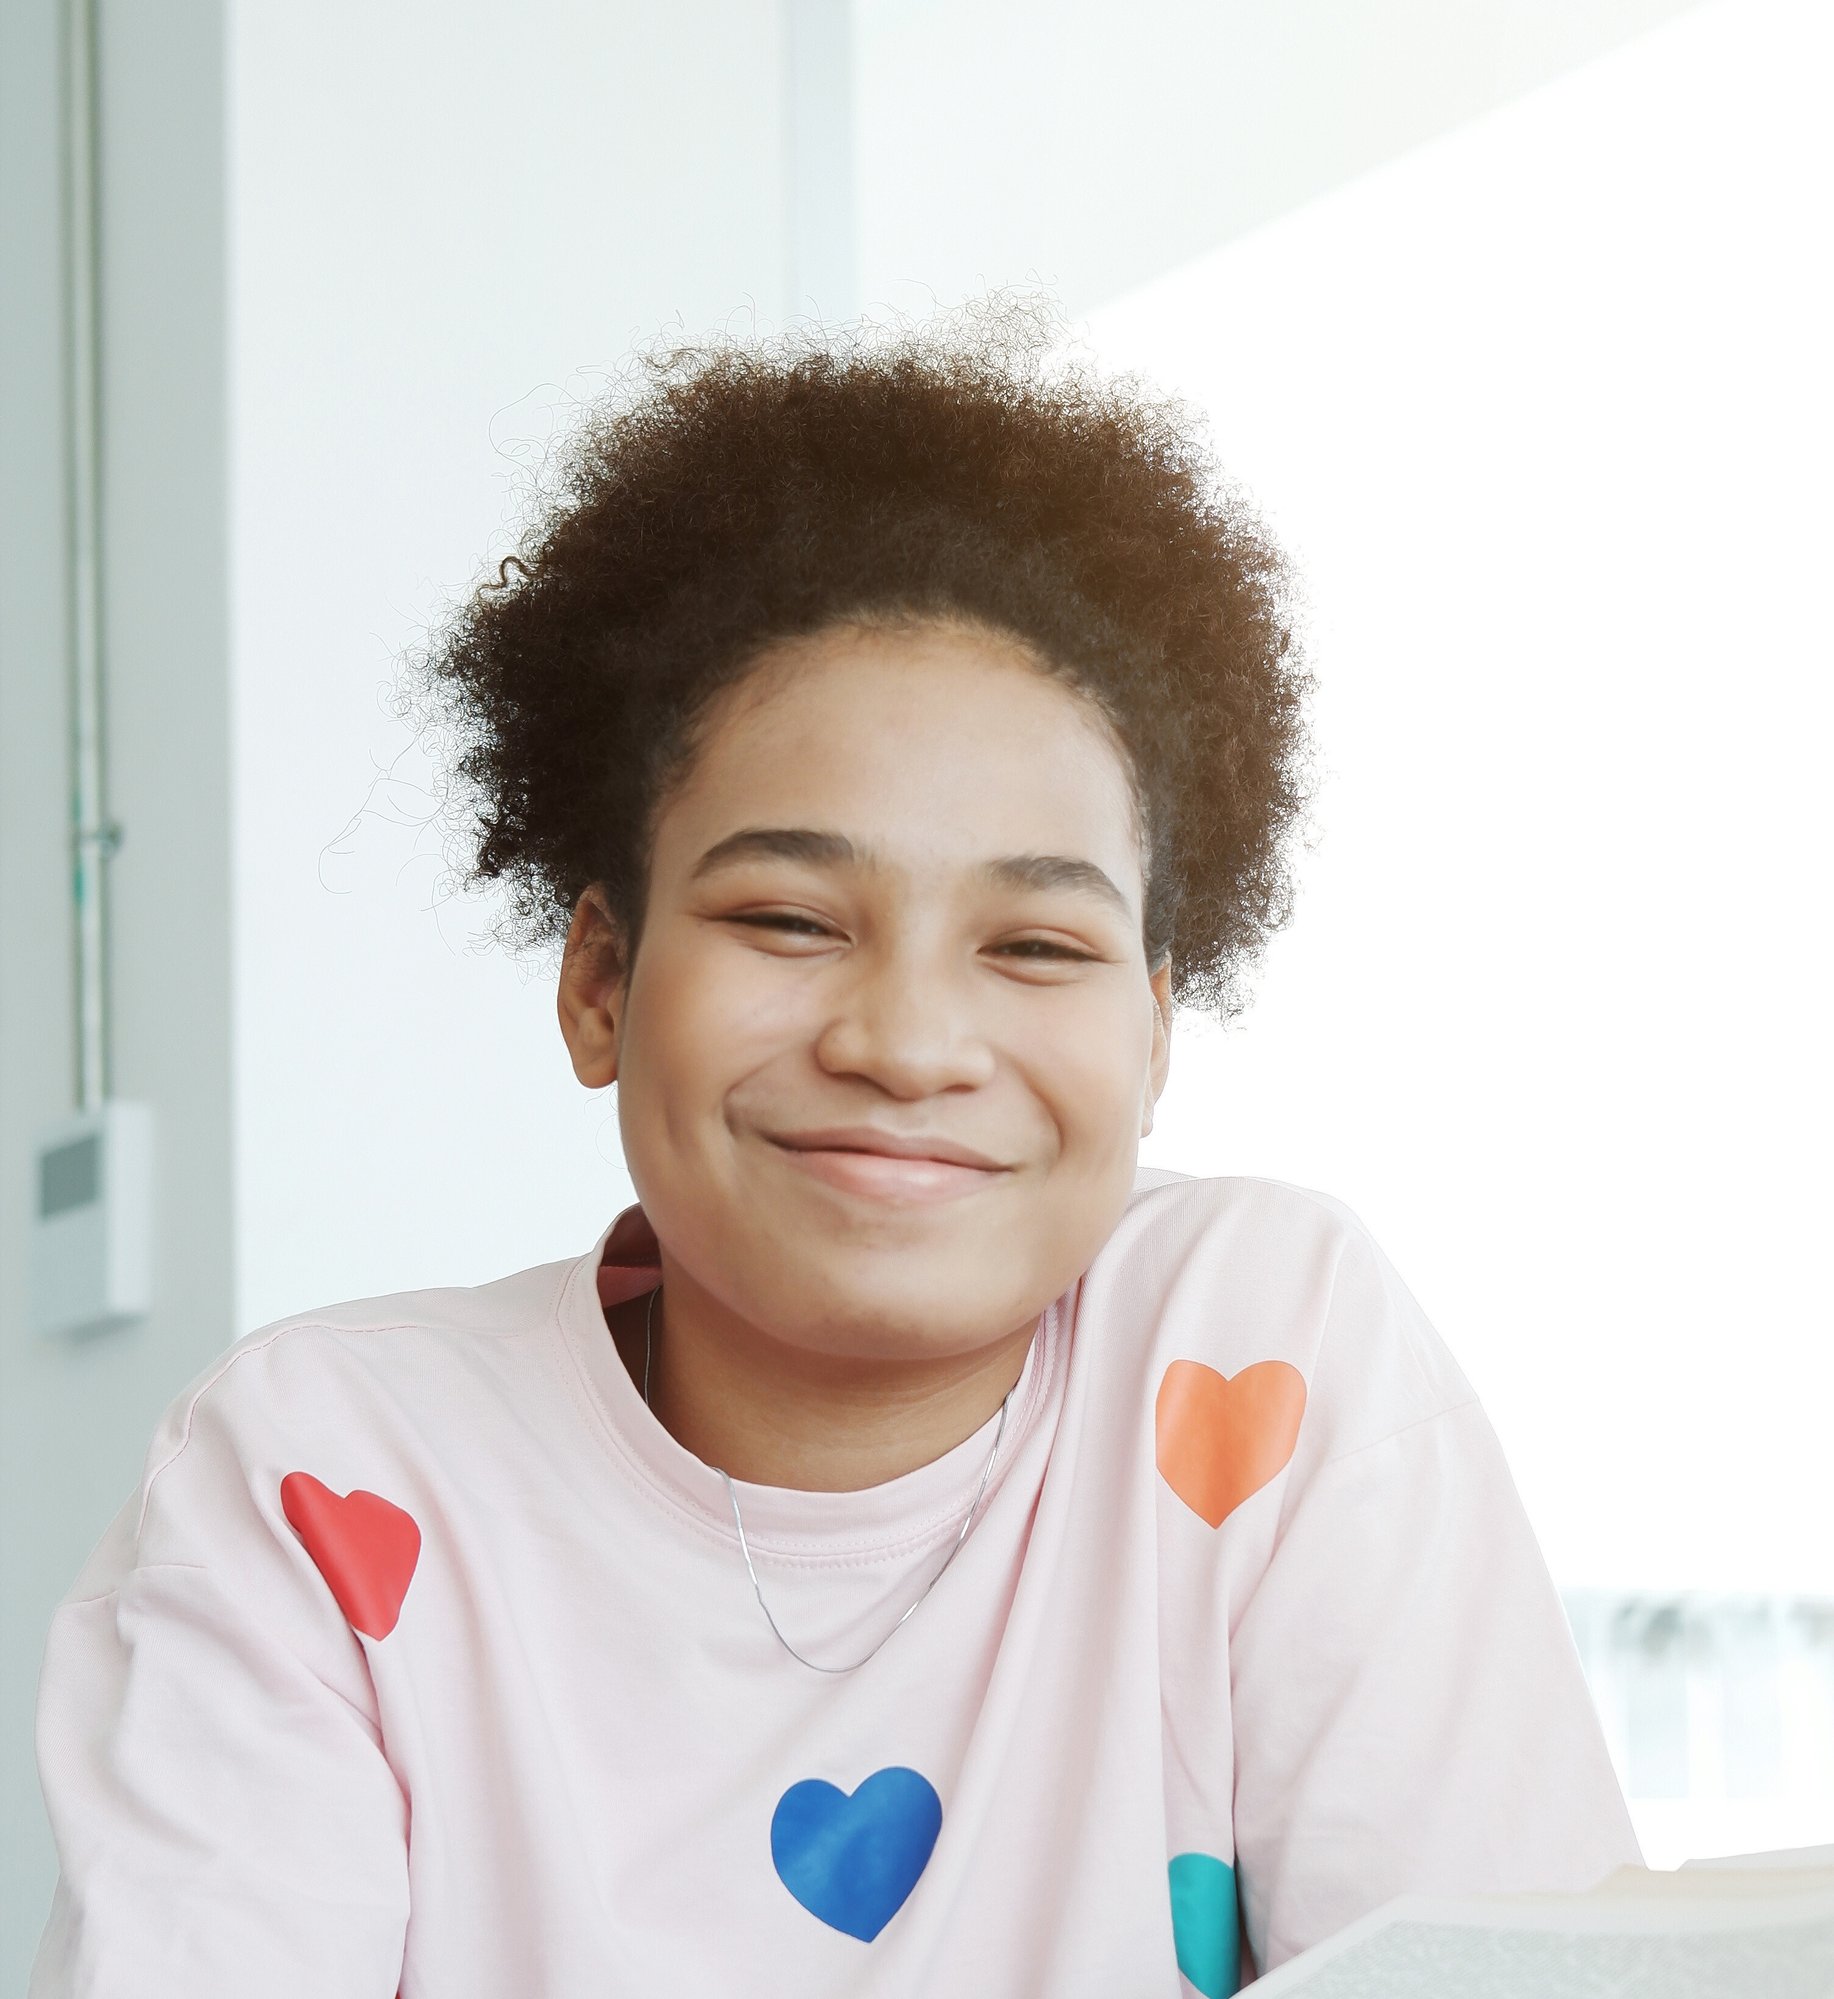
[[562, 619, 1173, 1368]]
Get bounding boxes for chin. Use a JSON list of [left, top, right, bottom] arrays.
[[756, 1257, 1041, 1361]]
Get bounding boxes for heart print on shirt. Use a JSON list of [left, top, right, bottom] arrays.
[[771, 1766, 944, 1941], [280, 1472, 422, 1639], [1155, 1359, 1306, 1527]]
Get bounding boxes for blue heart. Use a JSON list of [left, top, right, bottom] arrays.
[[770, 1766, 943, 1941], [1169, 1851, 1240, 1998]]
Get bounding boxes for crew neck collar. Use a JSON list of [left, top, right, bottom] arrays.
[[556, 1203, 1061, 1563]]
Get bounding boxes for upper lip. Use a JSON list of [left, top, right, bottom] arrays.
[[767, 1126, 1007, 1170]]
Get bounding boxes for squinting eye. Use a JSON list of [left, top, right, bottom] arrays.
[[732, 915, 1088, 963], [995, 940, 1094, 962], [732, 913, 832, 937]]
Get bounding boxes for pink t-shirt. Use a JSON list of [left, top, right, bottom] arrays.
[[30, 1168, 1639, 1996]]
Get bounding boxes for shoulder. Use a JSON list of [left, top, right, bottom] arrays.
[[1098, 1164, 1396, 1309], [117, 1250, 587, 1560], [176, 1250, 577, 1417], [1085, 1166, 1479, 1462], [1118, 1163, 1378, 1257]]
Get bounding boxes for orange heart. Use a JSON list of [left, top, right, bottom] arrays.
[[1155, 1359, 1307, 1528], [280, 1472, 421, 1639]]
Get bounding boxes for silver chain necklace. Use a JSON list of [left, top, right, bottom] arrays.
[[642, 1285, 1014, 1674]]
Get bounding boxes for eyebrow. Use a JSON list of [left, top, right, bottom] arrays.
[[688, 827, 1134, 917]]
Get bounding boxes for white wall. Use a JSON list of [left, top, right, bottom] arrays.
[[1095, 0, 1834, 1599], [853, 0, 1704, 320], [227, 0, 792, 1333]]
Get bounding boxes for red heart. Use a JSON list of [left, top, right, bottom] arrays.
[[1155, 1358, 1307, 1528], [280, 1473, 421, 1640]]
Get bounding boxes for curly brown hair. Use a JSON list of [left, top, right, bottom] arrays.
[[397, 297, 1317, 1019]]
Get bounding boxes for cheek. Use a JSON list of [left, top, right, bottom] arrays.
[[677, 946, 822, 1079], [1018, 992, 1155, 1155], [627, 933, 809, 1118]]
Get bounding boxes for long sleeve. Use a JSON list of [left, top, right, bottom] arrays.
[[1227, 1396, 1642, 1977], [28, 1342, 411, 1998]]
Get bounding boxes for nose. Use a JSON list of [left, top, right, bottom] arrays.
[[811, 941, 998, 1100]]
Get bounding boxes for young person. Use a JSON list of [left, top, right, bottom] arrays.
[[30, 307, 1640, 1997]]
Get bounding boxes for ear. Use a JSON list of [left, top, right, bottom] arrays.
[[556, 888, 629, 1088], [1140, 958, 1174, 1138]]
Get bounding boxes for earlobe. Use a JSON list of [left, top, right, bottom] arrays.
[[1141, 959, 1173, 1136], [557, 889, 627, 1089], [1140, 1057, 1164, 1138], [1148, 959, 1174, 1077]]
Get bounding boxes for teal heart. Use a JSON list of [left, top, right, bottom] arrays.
[[1168, 1851, 1239, 1998]]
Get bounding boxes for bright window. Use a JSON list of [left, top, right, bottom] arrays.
[[1089, 0, 1834, 1863]]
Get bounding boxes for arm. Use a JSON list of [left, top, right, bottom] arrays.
[[1228, 1396, 1641, 1976], [28, 1353, 411, 1997]]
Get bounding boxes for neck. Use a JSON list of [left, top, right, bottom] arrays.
[[610, 1257, 1037, 1492]]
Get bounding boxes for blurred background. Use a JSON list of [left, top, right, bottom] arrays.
[[2, 0, 1830, 1975]]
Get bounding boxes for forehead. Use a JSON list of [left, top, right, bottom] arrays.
[[653, 623, 1145, 892]]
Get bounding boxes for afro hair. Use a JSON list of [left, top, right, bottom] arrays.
[[397, 295, 1318, 1019]]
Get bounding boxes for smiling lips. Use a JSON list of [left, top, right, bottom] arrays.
[[766, 1126, 1009, 1205]]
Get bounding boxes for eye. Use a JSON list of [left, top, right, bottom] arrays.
[[992, 938, 1097, 963], [729, 912, 835, 938], [724, 914, 1097, 962]]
